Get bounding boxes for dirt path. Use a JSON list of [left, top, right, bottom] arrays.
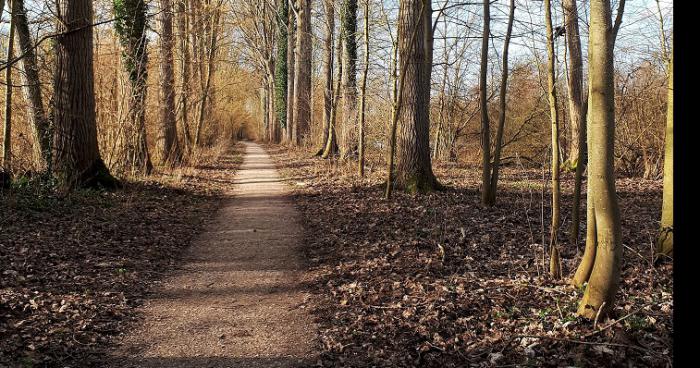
[[109, 142, 317, 367]]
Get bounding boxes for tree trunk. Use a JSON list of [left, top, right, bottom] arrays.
[[358, 0, 369, 175], [485, 0, 515, 206], [544, 0, 562, 279], [286, 5, 296, 144], [322, 7, 344, 159], [340, 0, 358, 159], [563, 0, 588, 246], [292, 0, 312, 145], [391, 0, 438, 194], [656, 35, 673, 260], [157, 0, 181, 164], [576, 0, 623, 320], [275, 0, 289, 142], [177, 0, 193, 154], [479, 0, 491, 205], [318, 0, 338, 155], [195, 3, 222, 146], [14, 0, 51, 169], [114, 0, 153, 176], [53, 0, 119, 189], [2, 5, 15, 172]]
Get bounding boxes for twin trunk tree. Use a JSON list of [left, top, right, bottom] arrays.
[[480, 0, 515, 207], [573, 0, 623, 320]]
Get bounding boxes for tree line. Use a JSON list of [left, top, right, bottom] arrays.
[[0, 0, 673, 322]]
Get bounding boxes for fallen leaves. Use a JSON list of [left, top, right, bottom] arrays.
[[271, 147, 673, 368]]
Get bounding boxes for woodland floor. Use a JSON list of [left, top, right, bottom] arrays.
[[267, 145, 673, 368], [1, 142, 673, 368], [1, 144, 241, 367]]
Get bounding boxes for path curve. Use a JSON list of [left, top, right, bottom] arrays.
[[110, 142, 316, 367]]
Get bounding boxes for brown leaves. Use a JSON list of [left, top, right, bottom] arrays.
[[272, 148, 673, 367], [0, 148, 242, 366]]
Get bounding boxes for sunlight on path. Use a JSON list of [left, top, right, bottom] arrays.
[[109, 142, 317, 368]]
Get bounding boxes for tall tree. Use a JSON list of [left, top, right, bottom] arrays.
[[357, 0, 369, 175], [286, 3, 296, 143], [544, 0, 562, 278], [114, 0, 153, 175], [388, 0, 438, 194], [53, 0, 119, 189], [656, 34, 673, 260], [157, 0, 181, 164], [13, 0, 51, 169], [318, 0, 338, 155], [275, 0, 289, 141], [292, 0, 312, 145], [484, 0, 516, 206], [575, 0, 623, 320], [478, 0, 491, 205], [195, 0, 223, 145], [564, 0, 588, 247], [177, 0, 193, 153], [2, 1, 15, 173], [339, 0, 358, 158]]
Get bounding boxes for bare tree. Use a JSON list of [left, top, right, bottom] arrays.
[[292, 0, 312, 145], [157, 0, 181, 164], [575, 0, 624, 320]]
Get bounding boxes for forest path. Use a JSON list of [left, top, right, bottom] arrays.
[[110, 142, 317, 367]]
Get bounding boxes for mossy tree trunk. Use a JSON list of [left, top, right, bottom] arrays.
[[576, 0, 623, 320], [114, 0, 153, 176], [53, 0, 119, 189], [275, 0, 289, 141], [340, 0, 358, 159]]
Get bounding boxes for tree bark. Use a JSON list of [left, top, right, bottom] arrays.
[[319, 0, 338, 155], [485, 0, 515, 206], [114, 0, 153, 175], [544, 0, 562, 279], [656, 34, 673, 260], [157, 0, 181, 164], [563, 0, 588, 246], [286, 4, 296, 144], [391, 0, 438, 194], [53, 0, 119, 189], [340, 0, 358, 159], [195, 2, 222, 146], [358, 0, 369, 175], [177, 0, 193, 153], [2, 4, 15, 172], [13, 0, 51, 169], [292, 0, 312, 145], [577, 0, 623, 320], [275, 0, 289, 142], [479, 0, 491, 205]]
